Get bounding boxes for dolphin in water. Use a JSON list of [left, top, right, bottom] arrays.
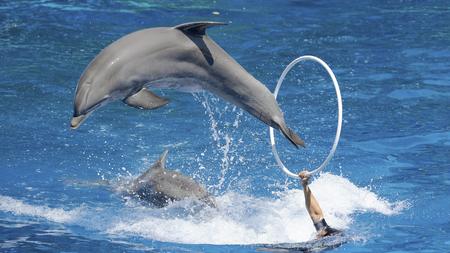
[[71, 21, 305, 148], [128, 149, 217, 208]]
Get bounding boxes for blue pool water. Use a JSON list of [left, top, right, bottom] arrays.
[[1, 1, 449, 252]]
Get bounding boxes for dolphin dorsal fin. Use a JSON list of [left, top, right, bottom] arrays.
[[174, 21, 226, 36], [134, 150, 169, 182], [151, 149, 169, 171]]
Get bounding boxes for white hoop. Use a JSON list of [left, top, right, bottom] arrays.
[[269, 55, 343, 178]]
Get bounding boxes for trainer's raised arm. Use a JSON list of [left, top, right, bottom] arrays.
[[299, 171, 341, 237]]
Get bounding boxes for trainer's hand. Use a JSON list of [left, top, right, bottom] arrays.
[[298, 171, 310, 187]]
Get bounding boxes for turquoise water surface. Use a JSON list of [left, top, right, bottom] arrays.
[[1, 1, 449, 252]]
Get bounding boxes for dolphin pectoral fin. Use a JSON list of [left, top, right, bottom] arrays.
[[280, 124, 306, 149], [123, 88, 169, 110], [173, 21, 226, 36]]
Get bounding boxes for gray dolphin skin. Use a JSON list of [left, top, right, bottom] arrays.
[[129, 150, 217, 208], [71, 21, 305, 148]]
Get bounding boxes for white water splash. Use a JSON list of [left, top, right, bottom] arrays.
[[0, 173, 407, 245], [0, 195, 82, 223], [192, 92, 246, 191]]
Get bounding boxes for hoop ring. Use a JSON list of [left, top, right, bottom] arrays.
[[269, 56, 343, 178]]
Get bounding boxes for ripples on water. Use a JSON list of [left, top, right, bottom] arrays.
[[1, 0, 449, 252], [0, 173, 406, 245]]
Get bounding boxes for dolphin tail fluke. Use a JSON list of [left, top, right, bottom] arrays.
[[123, 88, 169, 110], [279, 124, 305, 149]]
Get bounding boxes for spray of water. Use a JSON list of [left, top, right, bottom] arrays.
[[7, 89, 406, 246], [0, 173, 408, 245], [192, 92, 246, 193]]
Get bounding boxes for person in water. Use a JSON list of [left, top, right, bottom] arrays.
[[299, 171, 341, 238]]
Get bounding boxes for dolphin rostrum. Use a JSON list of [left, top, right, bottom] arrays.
[[71, 21, 305, 148], [129, 150, 217, 208]]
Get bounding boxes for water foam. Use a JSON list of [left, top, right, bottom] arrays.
[[0, 174, 407, 245], [106, 173, 406, 244], [0, 195, 82, 223]]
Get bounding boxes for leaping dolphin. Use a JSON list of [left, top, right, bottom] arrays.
[[129, 150, 217, 208], [71, 21, 305, 148]]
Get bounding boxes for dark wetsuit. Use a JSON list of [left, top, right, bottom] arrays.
[[256, 219, 344, 252], [313, 218, 341, 237]]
